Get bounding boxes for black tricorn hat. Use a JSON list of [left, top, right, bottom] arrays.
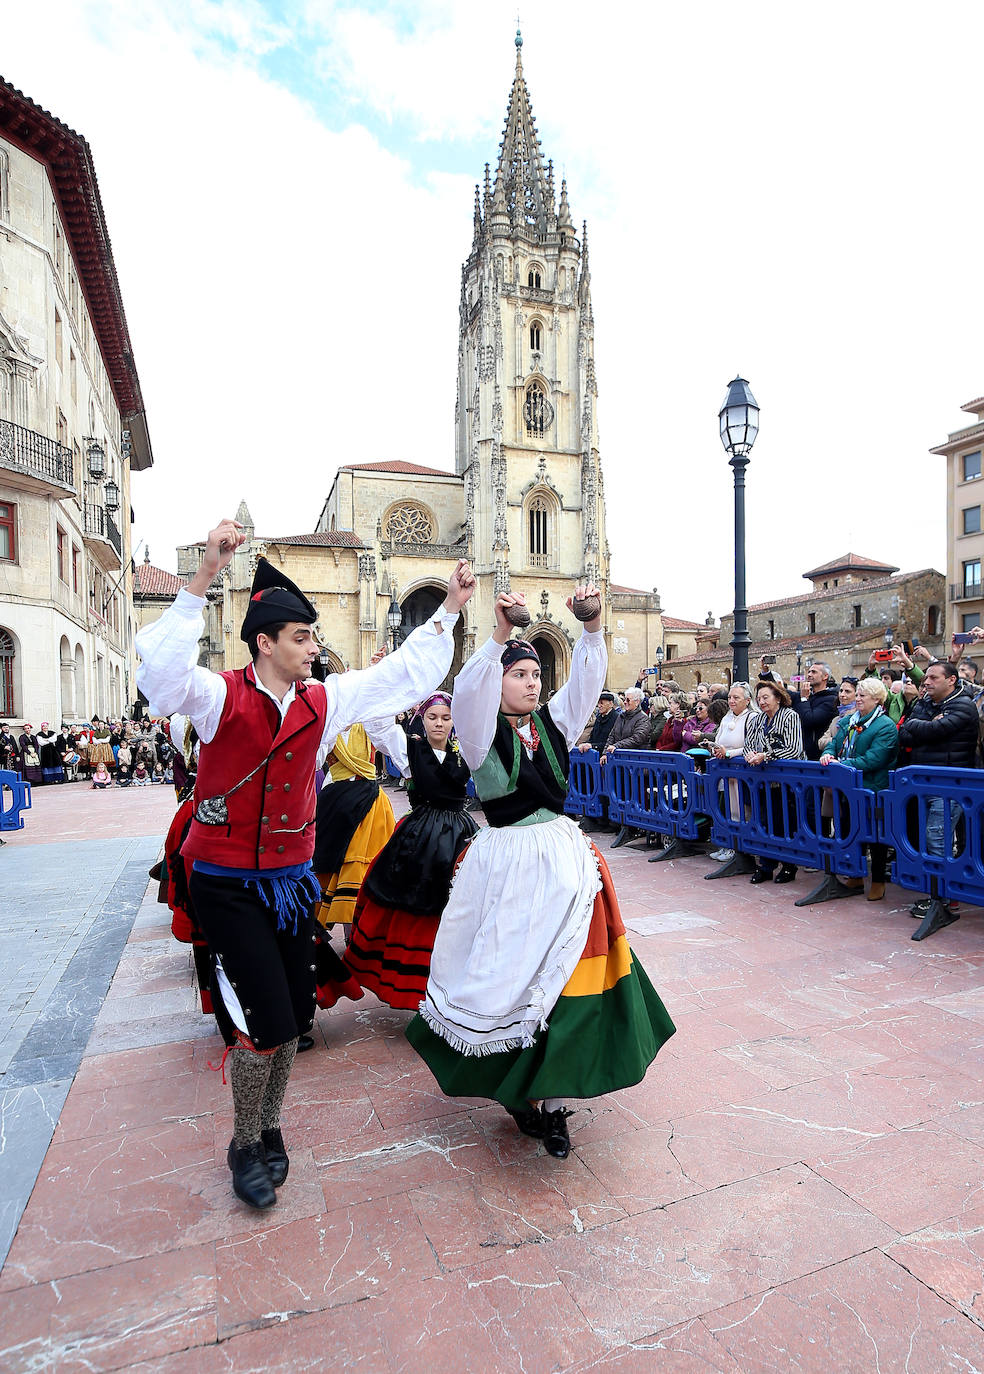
[[240, 557, 318, 642]]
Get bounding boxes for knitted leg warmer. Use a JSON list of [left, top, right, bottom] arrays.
[[231, 1045, 275, 1148], [260, 1038, 298, 1133]]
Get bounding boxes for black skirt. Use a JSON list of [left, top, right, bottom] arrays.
[[363, 802, 478, 916]]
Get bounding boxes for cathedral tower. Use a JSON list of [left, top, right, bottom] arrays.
[[455, 31, 609, 687]]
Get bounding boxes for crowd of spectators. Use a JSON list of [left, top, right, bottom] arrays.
[[0, 717, 175, 789], [573, 629, 984, 922]]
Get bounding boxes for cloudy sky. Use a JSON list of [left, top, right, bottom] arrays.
[[3, 1, 978, 622]]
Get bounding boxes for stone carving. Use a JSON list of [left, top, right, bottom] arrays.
[[358, 552, 376, 582], [385, 503, 435, 545]]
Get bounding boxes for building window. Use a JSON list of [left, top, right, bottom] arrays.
[[963, 451, 982, 482], [963, 612, 981, 632], [853, 604, 862, 628], [528, 268, 542, 289], [665, 644, 675, 660], [528, 494, 551, 568], [54, 310, 63, 366], [530, 321, 542, 352], [383, 502, 435, 545], [57, 526, 68, 582], [0, 149, 8, 222], [0, 628, 13, 715], [768, 619, 775, 639], [963, 506, 981, 535], [72, 545, 80, 594], [808, 612, 816, 634], [0, 502, 15, 561], [963, 559, 982, 598], [927, 605, 940, 636]]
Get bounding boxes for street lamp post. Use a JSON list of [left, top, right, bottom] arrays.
[[654, 645, 665, 680], [795, 641, 804, 689], [718, 377, 760, 686], [884, 627, 894, 652], [387, 593, 403, 655]]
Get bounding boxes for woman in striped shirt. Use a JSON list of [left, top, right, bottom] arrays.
[[744, 680, 806, 885]]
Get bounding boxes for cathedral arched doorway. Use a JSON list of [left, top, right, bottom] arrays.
[[399, 584, 464, 690], [531, 636, 558, 698]]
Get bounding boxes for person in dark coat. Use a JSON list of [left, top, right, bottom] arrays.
[[760, 658, 839, 761], [604, 687, 652, 847], [897, 660, 980, 935], [575, 692, 618, 832]]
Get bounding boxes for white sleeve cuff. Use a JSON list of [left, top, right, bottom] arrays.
[[477, 637, 506, 662], [427, 607, 460, 633], [174, 587, 207, 615]]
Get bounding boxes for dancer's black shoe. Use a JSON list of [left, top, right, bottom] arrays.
[[296, 1033, 315, 1052], [261, 1127, 290, 1186], [227, 1139, 276, 1208], [509, 1105, 545, 1139], [542, 1108, 571, 1159]]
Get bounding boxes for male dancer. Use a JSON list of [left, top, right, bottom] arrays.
[[136, 517, 474, 1207]]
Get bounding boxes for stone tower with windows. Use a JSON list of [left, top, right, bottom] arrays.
[[454, 31, 610, 683]]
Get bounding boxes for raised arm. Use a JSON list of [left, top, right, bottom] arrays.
[[544, 583, 607, 747], [135, 517, 247, 741]]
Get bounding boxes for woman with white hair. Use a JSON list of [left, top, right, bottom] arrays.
[[705, 683, 758, 876], [820, 677, 899, 900]]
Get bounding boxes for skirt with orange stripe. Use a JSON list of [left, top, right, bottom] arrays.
[[406, 843, 675, 1112], [314, 790, 396, 929]]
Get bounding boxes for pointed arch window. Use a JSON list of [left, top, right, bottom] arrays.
[[0, 627, 14, 715], [526, 490, 558, 570], [529, 321, 542, 352], [528, 268, 542, 290]]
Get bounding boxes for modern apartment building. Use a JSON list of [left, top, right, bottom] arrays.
[[931, 395, 984, 637]]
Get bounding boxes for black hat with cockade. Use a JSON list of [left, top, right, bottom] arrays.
[[240, 557, 318, 642]]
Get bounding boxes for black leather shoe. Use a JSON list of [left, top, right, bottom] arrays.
[[749, 869, 771, 884], [227, 1139, 276, 1208], [261, 1127, 290, 1186], [296, 1034, 315, 1052], [774, 866, 797, 885], [542, 1107, 571, 1159], [508, 1105, 545, 1139]]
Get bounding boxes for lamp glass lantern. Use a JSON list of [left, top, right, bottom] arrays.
[[387, 593, 403, 650], [104, 478, 120, 513], [884, 627, 894, 649], [86, 440, 106, 481], [718, 377, 760, 459]]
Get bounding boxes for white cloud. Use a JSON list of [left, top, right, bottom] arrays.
[[2, 0, 980, 624]]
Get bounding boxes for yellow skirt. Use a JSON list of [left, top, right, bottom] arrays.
[[315, 790, 396, 927]]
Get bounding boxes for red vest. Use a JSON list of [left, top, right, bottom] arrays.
[[181, 665, 328, 870]]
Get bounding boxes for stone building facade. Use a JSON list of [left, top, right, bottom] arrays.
[[931, 394, 984, 637], [666, 553, 946, 688], [163, 38, 701, 694], [0, 78, 152, 725]]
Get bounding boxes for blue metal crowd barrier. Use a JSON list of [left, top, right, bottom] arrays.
[[879, 765, 984, 906], [604, 749, 705, 841], [0, 769, 31, 833], [565, 749, 605, 818], [702, 757, 875, 878], [383, 754, 402, 780]]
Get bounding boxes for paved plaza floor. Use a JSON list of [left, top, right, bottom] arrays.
[[3, 783, 984, 1371]]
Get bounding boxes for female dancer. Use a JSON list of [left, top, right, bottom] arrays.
[[345, 692, 479, 1009], [407, 586, 675, 1160]]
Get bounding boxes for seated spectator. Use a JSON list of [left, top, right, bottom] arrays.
[[115, 742, 134, 786], [152, 762, 166, 784], [133, 759, 151, 786], [92, 763, 112, 789], [820, 678, 899, 899], [897, 660, 980, 934], [744, 680, 807, 885]]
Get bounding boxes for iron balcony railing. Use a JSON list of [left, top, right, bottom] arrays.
[[84, 503, 123, 560], [0, 418, 74, 488], [950, 582, 983, 602]]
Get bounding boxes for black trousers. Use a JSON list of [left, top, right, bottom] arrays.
[[189, 870, 318, 1051]]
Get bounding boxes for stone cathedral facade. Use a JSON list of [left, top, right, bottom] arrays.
[[177, 37, 691, 693]]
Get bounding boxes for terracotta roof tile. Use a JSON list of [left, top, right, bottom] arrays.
[[802, 552, 899, 580], [609, 582, 649, 595], [745, 568, 937, 614], [341, 460, 459, 478], [134, 564, 185, 597], [263, 532, 366, 549], [662, 616, 705, 631]]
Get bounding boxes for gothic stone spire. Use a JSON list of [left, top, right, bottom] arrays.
[[492, 31, 553, 235]]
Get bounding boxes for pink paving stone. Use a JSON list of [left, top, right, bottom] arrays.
[[565, 1317, 742, 1373], [936, 1099, 984, 1149], [843, 1055, 984, 1131], [715, 1025, 887, 1091], [887, 1196, 984, 1328], [575, 1122, 705, 1215], [703, 1249, 984, 1373], [611, 1043, 764, 1123], [2, 1242, 216, 1374], [666, 1074, 897, 1190], [814, 1122, 984, 1234], [53, 1069, 211, 1142], [313, 1111, 498, 1208], [548, 1162, 896, 1346], [829, 1001, 984, 1063], [214, 1195, 440, 1337]]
